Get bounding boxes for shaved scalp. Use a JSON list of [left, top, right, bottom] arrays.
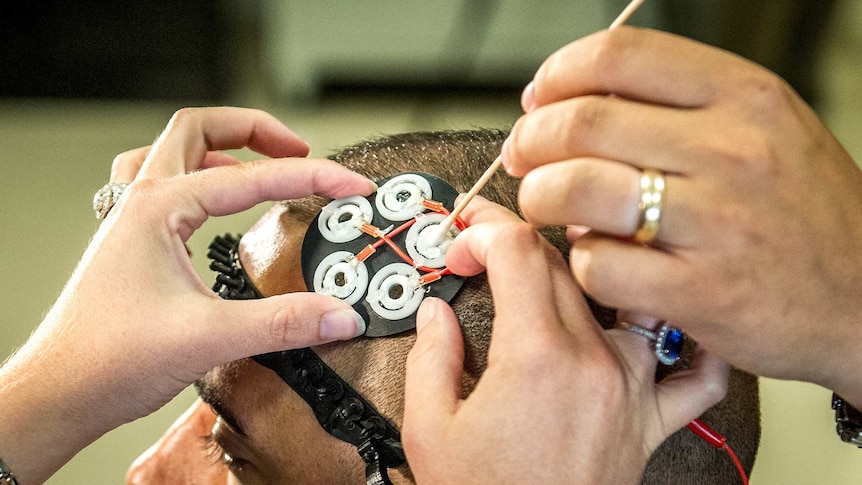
[[287, 130, 585, 379], [254, 129, 759, 484]]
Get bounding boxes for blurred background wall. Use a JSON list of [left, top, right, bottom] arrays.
[[1, 1, 861, 483]]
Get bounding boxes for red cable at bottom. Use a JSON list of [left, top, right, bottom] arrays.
[[687, 419, 749, 485]]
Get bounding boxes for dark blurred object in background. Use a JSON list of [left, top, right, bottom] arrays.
[[650, 0, 839, 107], [0, 1, 229, 101], [0, 1, 839, 106]]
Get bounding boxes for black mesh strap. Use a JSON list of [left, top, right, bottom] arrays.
[[253, 350, 406, 483], [207, 234, 260, 301], [833, 393, 862, 447], [209, 234, 406, 484]]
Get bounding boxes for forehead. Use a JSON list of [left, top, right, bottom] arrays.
[[199, 358, 363, 481], [199, 359, 307, 432], [238, 203, 312, 296]]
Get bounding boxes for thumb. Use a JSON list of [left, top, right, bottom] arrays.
[[655, 345, 730, 436], [403, 298, 463, 457], [205, 292, 366, 363]]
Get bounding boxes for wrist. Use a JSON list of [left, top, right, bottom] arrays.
[[821, 372, 862, 412], [0, 345, 105, 483], [803, 311, 862, 409], [832, 384, 862, 412], [825, 352, 862, 411]]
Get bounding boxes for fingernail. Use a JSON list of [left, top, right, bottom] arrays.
[[320, 309, 366, 340], [415, 298, 439, 333], [565, 225, 590, 243], [521, 81, 536, 112], [361, 180, 378, 196]]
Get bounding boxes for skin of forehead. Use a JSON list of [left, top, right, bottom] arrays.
[[200, 359, 363, 483]]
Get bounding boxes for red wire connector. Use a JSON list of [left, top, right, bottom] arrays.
[[360, 223, 381, 238], [422, 199, 444, 212], [355, 245, 376, 262], [417, 268, 453, 287], [687, 418, 749, 485]]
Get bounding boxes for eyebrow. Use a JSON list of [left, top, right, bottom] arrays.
[[194, 377, 247, 436]]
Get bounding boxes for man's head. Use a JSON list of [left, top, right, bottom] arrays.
[[127, 129, 760, 484]]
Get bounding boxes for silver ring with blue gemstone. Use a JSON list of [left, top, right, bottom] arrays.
[[626, 322, 685, 365]]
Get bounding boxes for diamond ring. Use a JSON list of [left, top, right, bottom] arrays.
[[92, 182, 129, 219], [626, 321, 685, 365]]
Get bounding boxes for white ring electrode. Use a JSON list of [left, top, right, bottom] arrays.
[[405, 213, 458, 268], [313, 251, 369, 305], [366, 263, 424, 320], [375, 174, 433, 221], [318, 196, 373, 243]]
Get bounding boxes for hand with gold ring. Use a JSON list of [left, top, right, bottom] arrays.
[[503, 27, 862, 408], [0, 107, 375, 484]]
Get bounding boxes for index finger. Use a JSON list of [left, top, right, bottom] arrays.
[[530, 27, 750, 110], [138, 107, 311, 179], [139, 158, 375, 241]]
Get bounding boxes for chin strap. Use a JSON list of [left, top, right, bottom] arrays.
[[209, 234, 406, 485]]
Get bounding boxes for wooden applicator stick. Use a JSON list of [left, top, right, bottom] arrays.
[[424, 0, 646, 247], [609, 0, 646, 30], [425, 154, 503, 246]]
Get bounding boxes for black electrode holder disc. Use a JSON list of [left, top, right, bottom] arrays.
[[301, 172, 466, 337]]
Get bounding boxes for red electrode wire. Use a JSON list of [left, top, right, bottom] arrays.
[[687, 419, 749, 485], [359, 200, 465, 275]]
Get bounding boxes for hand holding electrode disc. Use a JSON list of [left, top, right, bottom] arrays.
[[0, 107, 375, 484]]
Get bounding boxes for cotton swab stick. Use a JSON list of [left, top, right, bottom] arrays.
[[609, 0, 646, 30], [425, 0, 647, 247], [426, 153, 504, 245]]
